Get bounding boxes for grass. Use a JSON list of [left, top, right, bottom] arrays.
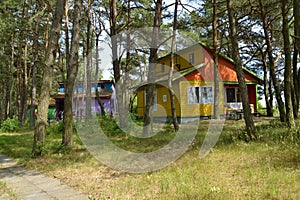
[[0, 118, 300, 199]]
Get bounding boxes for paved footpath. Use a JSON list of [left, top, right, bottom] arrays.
[[0, 154, 89, 200]]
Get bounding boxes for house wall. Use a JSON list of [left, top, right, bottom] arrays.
[[156, 45, 206, 77], [247, 84, 257, 111], [72, 97, 112, 116], [136, 84, 181, 118]]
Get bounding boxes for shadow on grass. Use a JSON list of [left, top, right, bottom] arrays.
[[0, 133, 33, 162]]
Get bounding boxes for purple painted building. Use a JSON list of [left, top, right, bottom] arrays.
[[54, 80, 117, 117]]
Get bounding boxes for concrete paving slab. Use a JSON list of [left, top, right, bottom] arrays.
[[0, 153, 89, 200]]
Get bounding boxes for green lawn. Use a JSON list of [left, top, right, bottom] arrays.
[[0, 118, 300, 199]]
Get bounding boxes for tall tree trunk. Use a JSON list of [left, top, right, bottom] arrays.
[[62, 0, 82, 146], [17, 40, 23, 125], [65, 0, 70, 68], [8, 35, 15, 118], [110, 0, 127, 127], [0, 81, 6, 123], [213, 0, 220, 119], [143, 0, 163, 136], [261, 51, 273, 116], [30, 0, 41, 128], [259, 0, 286, 122], [124, 0, 131, 121], [85, 0, 92, 118], [168, 0, 179, 131], [281, 0, 295, 127], [95, 33, 106, 116], [227, 0, 257, 140], [22, 42, 28, 126], [33, 0, 66, 157]]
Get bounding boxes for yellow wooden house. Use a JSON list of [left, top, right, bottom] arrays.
[[136, 43, 262, 123]]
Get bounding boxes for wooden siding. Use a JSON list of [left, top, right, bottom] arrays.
[[156, 45, 205, 77], [136, 83, 181, 117]]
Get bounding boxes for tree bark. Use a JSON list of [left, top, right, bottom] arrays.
[[95, 33, 106, 116], [143, 0, 162, 136], [33, 0, 66, 157], [62, 0, 82, 146], [168, 0, 179, 131], [261, 51, 273, 117], [110, 0, 127, 127], [227, 0, 257, 140], [85, 0, 92, 119], [213, 0, 220, 119], [281, 0, 295, 127], [30, 0, 41, 128]]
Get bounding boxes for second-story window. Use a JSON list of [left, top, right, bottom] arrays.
[[189, 53, 194, 64]]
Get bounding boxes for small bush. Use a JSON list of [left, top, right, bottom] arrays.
[[98, 116, 123, 136], [0, 117, 20, 132], [46, 121, 64, 135]]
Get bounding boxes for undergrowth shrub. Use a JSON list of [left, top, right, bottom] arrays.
[[46, 121, 64, 135], [98, 116, 123, 136], [0, 117, 20, 132], [256, 119, 300, 145]]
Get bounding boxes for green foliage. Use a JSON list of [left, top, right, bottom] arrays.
[[0, 116, 20, 132], [257, 119, 300, 144], [46, 121, 64, 135], [98, 116, 124, 137]]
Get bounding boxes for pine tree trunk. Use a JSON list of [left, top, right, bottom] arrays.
[[95, 34, 106, 117], [168, 0, 179, 131], [110, 0, 127, 128], [30, 1, 40, 128], [86, 0, 92, 119], [62, 0, 82, 146], [213, 0, 220, 119], [227, 0, 257, 140], [143, 0, 162, 136], [262, 51, 273, 117], [33, 0, 66, 157], [8, 38, 15, 119], [281, 0, 295, 127]]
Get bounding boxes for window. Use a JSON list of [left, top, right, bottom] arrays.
[[226, 88, 241, 102], [188, 86, 213, 104], [188, 86, 200, 104], [163, 95, 167, 102], [189, 53, 194, 64], [201, 86, 213, 104]]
